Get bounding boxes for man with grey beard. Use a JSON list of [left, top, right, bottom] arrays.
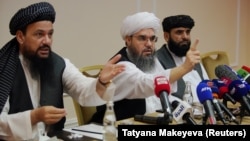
[[90, 12, 201, 124]]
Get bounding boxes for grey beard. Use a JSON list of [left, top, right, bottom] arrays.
[[127, 50, 156, 72]]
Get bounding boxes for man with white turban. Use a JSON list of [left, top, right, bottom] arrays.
[[90, 12, 200, 124]]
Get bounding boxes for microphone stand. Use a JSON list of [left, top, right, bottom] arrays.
[[218, 101, 239, 125], [162, 111, 173, 125]]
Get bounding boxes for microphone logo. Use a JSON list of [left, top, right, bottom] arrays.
[[173, 104, 185, 118], [201, 87, 212, 92], [155, 76, 169, 85]]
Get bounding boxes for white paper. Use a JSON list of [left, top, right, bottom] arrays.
[[63, 123, 103, 140]]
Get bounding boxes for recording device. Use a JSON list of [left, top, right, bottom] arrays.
[[134, 115, 168, 125], [154, 76, 173, 123], [172, 100, 197, 125], [196, 82, 217, 125]]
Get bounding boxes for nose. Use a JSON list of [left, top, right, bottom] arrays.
[[42, 35, 52, 44], [145, 38, 153, 46]]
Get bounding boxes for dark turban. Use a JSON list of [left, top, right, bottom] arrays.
[[162, 15, 194, 32], [9, 2, 56, 35]]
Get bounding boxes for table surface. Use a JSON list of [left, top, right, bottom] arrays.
[[56, 130, 101, 141], [116, 101, 250, 126]]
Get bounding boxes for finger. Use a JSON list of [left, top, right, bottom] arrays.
[[190, 39, 199, 51], [108, 54, 122, 64]]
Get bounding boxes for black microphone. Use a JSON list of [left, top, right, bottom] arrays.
[[154, 76, 173, 123], [172, 100, 197, 125], [196, 82, 217, 125], [134, 115, 168, 125], [218, 101, 239, 124], [228, 80, 250, 114]]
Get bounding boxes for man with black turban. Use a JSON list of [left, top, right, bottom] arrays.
[[89, 12, 200, 124], [0, 2, 125, 140], [157, 15, 209, 118]]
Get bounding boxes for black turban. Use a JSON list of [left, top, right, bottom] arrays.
[[162, 15, 194, 32], [9, 2, 56, 35]]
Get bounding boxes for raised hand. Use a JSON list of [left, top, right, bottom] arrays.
[[98, 54, 125, 84], [184, 39, 200, 70]]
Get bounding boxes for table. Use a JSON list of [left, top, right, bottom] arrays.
[[116, 101, 250, 126]]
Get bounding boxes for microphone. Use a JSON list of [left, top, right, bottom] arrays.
[[237, 68, 249, 79], [237, 68, 250, 85], [203, 80, 239, 124], [217, 101, 239, 125], [228, 80, 250, 114], [202, 80, 227, 124], [154, 76, 173, 123], [172, 100, 197, 125], [242, 65, 250, 73], [212, 79, 237, 105], [134, 115, 168, 125], [196, 82, 217, 125], [215, 65, 238, 85], [215, 65, 250, 102]]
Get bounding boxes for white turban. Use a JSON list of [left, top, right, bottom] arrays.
[[120, 12, 160, 40]]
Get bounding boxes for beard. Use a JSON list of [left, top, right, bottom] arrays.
[[22, 45, 52, 73], [168, 38, 191, 57], [127, 46, 156, 72]]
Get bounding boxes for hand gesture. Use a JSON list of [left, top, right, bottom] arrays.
[[184, 39, 200, 71], [31, 106, 67, 125], [98, 54, 125, 84]]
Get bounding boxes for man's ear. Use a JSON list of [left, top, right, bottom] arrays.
[[163, 32, 169, 42], [16, 30, 24, 44]]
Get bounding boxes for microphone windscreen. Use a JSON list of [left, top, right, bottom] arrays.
[[237, 68, 249, 79], [211, 86, 219, 94], [171, 100, 179, 109], [228, 80, 248, 100], [212, 79, 226, 88], [242, 65, 250, 73], [215, 65, 238, 81], [154, 76, 170, 97], [196, 82, 213, 103], [218, 86, 228, 99]]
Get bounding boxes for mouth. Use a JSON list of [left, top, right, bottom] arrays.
[[180, 41, 189, 45], [38, 47, 50, 56], [143, 49, 152, 55]]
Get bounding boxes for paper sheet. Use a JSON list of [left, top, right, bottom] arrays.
[[63, 123, 103, 140]]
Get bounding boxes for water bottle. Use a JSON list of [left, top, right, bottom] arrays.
[[183, 81, 193, 105], [103, 101, 117, 141]]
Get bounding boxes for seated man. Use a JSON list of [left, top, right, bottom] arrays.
[[0, 2, 124, 140], [157, 15, 209, 116], [90, 12, 201, 124]]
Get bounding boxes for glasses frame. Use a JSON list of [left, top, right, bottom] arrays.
[[131, 35, 158, 43]]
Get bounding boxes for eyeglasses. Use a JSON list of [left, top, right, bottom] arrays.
[[131, 35, 158, 43]]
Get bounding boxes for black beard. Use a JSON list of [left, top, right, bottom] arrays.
[[30, 54, 51, 73], [127, 47, 156, 72], [168, 38, 190, 57], [22, 46, 52, 73]]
